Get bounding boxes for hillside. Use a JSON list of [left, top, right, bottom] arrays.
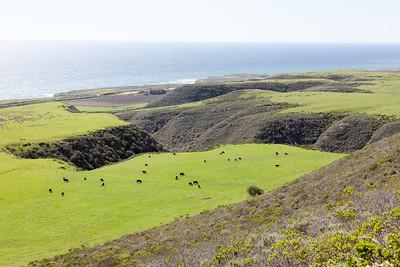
[[112, 71, 400, 153], [31, 132, 400, 266]]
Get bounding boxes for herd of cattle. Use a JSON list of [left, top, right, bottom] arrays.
[[48, 150, 288, 196]]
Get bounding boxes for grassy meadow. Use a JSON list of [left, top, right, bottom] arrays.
[[0, 102, 344, 266], [239, 71, 400, 117]]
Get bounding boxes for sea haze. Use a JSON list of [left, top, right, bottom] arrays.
[[0, 41, 400, 100]]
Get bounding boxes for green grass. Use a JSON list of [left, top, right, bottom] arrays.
[[238, 71, 400, 117], [0, 144, 344, 266], [0, 102, 127, 146]]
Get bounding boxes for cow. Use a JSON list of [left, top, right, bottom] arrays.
[[235, 158, 237, 161], [173, 153, 176, 156], [100, 178, 104, 182], [193, 181, 198, 185], [63, 177, 69, 183], [101, 182, 105, 187], [142, 170, 147, 174], [238, 157, 242, 160], [148, 155, 151, 158], [145, 163, 148, 166], [179, 172, 185, 176], [84, 177, 87, 181], [175, 176, 179, 180], [275, 164, 280, 167], [276, 152, 279, 156], [284, 152, 288, 155], [49, 189, 53, 193], [137, 179, 142, 184], [203, 160, 207, 163], [61, 192, 65, 196], [198, 184, 201, 189], [228, 158, 231, 161], [188, 182, 193, 186]]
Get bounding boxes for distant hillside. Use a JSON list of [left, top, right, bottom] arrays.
[[147, 80, 326, 108], [31, 131, 400, 266], [119, 91, 394, 153]]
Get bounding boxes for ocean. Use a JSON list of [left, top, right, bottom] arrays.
[[1, 41, 400, 100]]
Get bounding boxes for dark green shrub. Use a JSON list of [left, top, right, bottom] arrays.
[[247, 185, 264, 197]]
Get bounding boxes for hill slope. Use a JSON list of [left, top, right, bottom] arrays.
[[32, 133, 400, 266]]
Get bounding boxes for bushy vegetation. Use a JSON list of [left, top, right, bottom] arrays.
[[247, 185, 264, 196], [7, 125, 164, 170]]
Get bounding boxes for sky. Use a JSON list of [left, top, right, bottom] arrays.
[[0, 0, 399, 43]]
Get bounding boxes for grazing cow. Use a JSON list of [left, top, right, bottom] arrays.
[[49, 189, 53, 193], [276, 152, 279, 156], [136, 179, 142, 184], [235, 158, 237, 161], [145, 163, 148, 166], [142, 170, 147, 174], [188, 182, 193, 186], [63, 177, 69, 183], [198, 184, 201, 189], [284, 152, 288, 155], [204, 160, 207, 163], [148, 155, 151, 158], [84, 177, 87, 181], [193, 181, 198, 185], [173, 153, 176, 156], [175, 176, 179, 180], [228, 158, 230, 161], [100, 178, 104, 182], [179, 172, 185, 176], [101, 182, 105, 187], [238, 157, 242, 160], [61, 192, 65, 196], [275, 164, 280, 167], [221, 151, 225, 154]]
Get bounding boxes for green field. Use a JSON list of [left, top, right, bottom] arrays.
[[0, 102, 344, 266], [239, 71, 400, 117]]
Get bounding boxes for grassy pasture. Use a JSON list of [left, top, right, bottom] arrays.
[[0, 144, 343, 266], [237, 71, 400, 117], [0, 102, 127, 146]]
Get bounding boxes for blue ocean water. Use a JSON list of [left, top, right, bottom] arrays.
[[1, 41, 400, 100]]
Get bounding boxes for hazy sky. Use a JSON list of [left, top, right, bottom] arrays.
[[1, 0, 399, 43]]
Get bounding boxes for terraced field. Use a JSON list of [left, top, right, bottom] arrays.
[[0, 102, 344, 266]]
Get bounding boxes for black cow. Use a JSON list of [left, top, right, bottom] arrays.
[[145, 163, 148, 166], [193, 181, 198, 185], [100, 178, 104, 182], [175, 176, 179, 180], [179, 172, 185, 176], [61, 192, 65, 196], [101, 182, 105, 187], [221, 151, 225, 154], [142, 170, 147, 174], [63, 177, 69, 183], [84, 177, 87, 181], [238, 157, 242, 160], [276, 152, 279, 156], [275, 164, 280, 167], [203, 160, 207, 163], [49, 189, 53, 193], [284, 152, 288, 155], [137, 179, 142, 184], [228, 158, 231, 161], [198, 184, 201, 189], [235, 158, 237, 161], [173, 152, 176, 156], [188, 182, 193, 186], [148, 155, 151, 158]]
